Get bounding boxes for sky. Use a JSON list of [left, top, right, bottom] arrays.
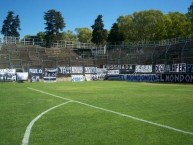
[[0, 0, 192, 38]]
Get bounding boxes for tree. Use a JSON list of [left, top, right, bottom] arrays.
[[166, 12, 192, 38], [187, 1, 193, 33], [44, 9, 65, 46], [91, 15, 108, 46], [75, 28, 92, 43], [116, 15, 133, 41], [1, 11, 21, 37], [36, 32, 45, 41], [132, 10, 166, 41], [107, 23, 125, 44], [62, 30, 77, 41]]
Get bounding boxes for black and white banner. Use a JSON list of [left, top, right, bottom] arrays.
[[29, 68, 43, 74], [58, 67, 72, 74], [0, 69, 16, 81], [44, 68, 57, 82]]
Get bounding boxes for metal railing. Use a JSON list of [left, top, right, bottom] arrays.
[[0, 35, 193, 49]]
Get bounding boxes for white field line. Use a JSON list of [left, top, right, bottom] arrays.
[[27, 87, 193, 136], [22, 100, 73, 145]]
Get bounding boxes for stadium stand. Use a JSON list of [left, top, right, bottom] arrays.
[[0, 36, 193, 70]]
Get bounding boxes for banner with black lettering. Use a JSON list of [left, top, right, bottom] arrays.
[[135, 65, 152, 73]]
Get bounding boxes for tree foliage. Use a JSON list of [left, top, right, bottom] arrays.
[[91, 15, 108, 46], [75, 28, 92, 43], [107, 23, 125, 44], [62, 30, 77, 41], [44, 9, 65, 46], [114, 9, 192, 42], [1, 11, 21, 37]]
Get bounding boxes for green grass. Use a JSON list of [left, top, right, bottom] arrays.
[[0, 81, 193, 145]]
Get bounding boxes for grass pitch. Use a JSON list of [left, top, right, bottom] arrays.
[[0, 81, 193, 145]]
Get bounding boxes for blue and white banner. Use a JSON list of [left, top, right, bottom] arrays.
[[121, 74, 160, 82], [71, 75, 85, 82], [161, 74, 193, 83]]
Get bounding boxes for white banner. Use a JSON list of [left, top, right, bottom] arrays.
[[135, 65, 152, 73], [107, 70, 120, 75], [71, 67, 83, 74], [85, 74, 93, 81], [0, 69, 16, 75], [16, 72, 28, 81], [85, 67, 96, 74]]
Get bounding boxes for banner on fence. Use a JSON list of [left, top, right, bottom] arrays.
[[44, 68, 57, 82], [121, 74, 160, 82], [29, 68, 43, 74], [170, 63, 186, 73], [30, 74, 40, 82], [107, 70, 120, 75], [71, 67, 83, 74], [85, 74, 92, 81], [155, 64, 166, 73], [58, 67, 71, 74], [0, 69, 16, 75], [71, 75, 85, 82], [16, 72, 28, 81], [186, 64, 193, 73], [85, 67, 97, 74], [161, 74, 193, 83], [0, 69, 16, 81], [135, 65, 152, 73]]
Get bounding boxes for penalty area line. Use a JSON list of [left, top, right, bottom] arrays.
[[27, 87, 193, 136], [22, 100, 73, 145]]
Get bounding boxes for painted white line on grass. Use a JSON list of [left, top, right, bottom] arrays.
[[22, 100, 72, 145], [27, 87, 193, 136]]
